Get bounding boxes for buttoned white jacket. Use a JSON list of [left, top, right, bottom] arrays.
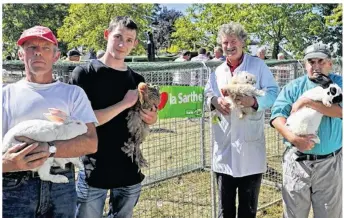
[[204, 54, 279, 177]]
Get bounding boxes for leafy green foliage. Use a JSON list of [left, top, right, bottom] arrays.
[[57, 4, 156, 55], [3, 3, 341, 60], [172, 3, 341, 59], [247, 4, 324, 59], [325, 4, 342, 26], [323, 4, 342, 56], [2, 4, 69, 59]]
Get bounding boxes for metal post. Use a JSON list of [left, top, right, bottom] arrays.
[[146, 31, 155, 62], [294, 62, 303, 79], [200, 66, 206, 169], [201, 62, 217, 218], [210, 119, 217, 218], [200, 62, 211, 170]]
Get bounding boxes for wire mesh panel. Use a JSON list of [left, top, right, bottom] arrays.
[[332, 58, 343, 75], [2, 60, 318, 217], [131, 66, 212, 217], [270, 64, 295, 88]]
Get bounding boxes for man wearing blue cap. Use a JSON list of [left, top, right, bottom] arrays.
[[270, 43, 342, 218]]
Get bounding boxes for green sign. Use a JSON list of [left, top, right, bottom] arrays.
[[158, 86, 204, 119]]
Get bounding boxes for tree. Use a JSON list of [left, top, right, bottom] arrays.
[[57, 4, 156, 55], [325, 4, 342, 26], [171, 14, 200, 51], [172, 4, 254, 52], [172, 3, 334, 59], [2, 4, 69, 59], [150, 6, 183, 52], [246, 4, 325, 59], [321, 4, 342, 57]]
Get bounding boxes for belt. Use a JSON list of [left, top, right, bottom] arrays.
[[295, 147, 342, 162], [3, 163, 73, 180]]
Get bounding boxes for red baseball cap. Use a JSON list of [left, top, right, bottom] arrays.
[[17, 26, 58, 46]]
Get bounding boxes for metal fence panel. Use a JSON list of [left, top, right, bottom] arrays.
[[134, 66, 212, 217], [3, 60, 327, 217]]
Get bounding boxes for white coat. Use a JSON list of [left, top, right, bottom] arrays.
[[204, 54, 279, 177]]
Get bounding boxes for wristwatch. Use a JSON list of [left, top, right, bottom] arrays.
[[48, 141, 57, 157], [251, 97, 259, 110]]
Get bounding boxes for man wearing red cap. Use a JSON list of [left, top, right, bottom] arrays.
[[2, 26, 98, 217]]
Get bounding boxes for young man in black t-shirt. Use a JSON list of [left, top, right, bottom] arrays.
[[70, 16, 158, 218]]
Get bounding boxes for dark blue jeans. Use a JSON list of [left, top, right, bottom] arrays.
[[3, 170, 76, 218], [76, 169, 141, 218], [216, 172, 263, 218]]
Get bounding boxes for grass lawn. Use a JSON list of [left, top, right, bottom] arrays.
[[257, 202, 284, 218], [133, 169, 283, 218], [125, 117, 285, 217]]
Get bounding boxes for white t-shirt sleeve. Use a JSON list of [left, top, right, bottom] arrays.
[[70, 86, 98, 126]]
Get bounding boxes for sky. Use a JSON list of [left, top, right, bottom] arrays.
[[160, 4, 191, 14]]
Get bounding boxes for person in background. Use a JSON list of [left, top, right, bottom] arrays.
[[173, 50, 192, 85], [190, 48, 209, 85], [212, 46, 226, 61], [191, 48, 209, 61], [275, 52, 289, 87], [206, 51, 213, 60], [174, 50, 191, 62], [83, 48, 97, 60], [256, 47, 268, 60], [96, 50, 105, 59], [277, 52, 285, 60], [67, 48, 82, 62]]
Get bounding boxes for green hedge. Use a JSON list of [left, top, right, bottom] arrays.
[[125, 56, 177, 62]]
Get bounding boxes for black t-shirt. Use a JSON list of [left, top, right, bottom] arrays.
[[70, 59, 145, 189]]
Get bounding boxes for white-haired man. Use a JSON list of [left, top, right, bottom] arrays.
[[256, 47, 268, 60], [204, 22, 279, 218], [277, 52, 285, 60], [275, 52, 289, 87], [212, 46, 226, 61]]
